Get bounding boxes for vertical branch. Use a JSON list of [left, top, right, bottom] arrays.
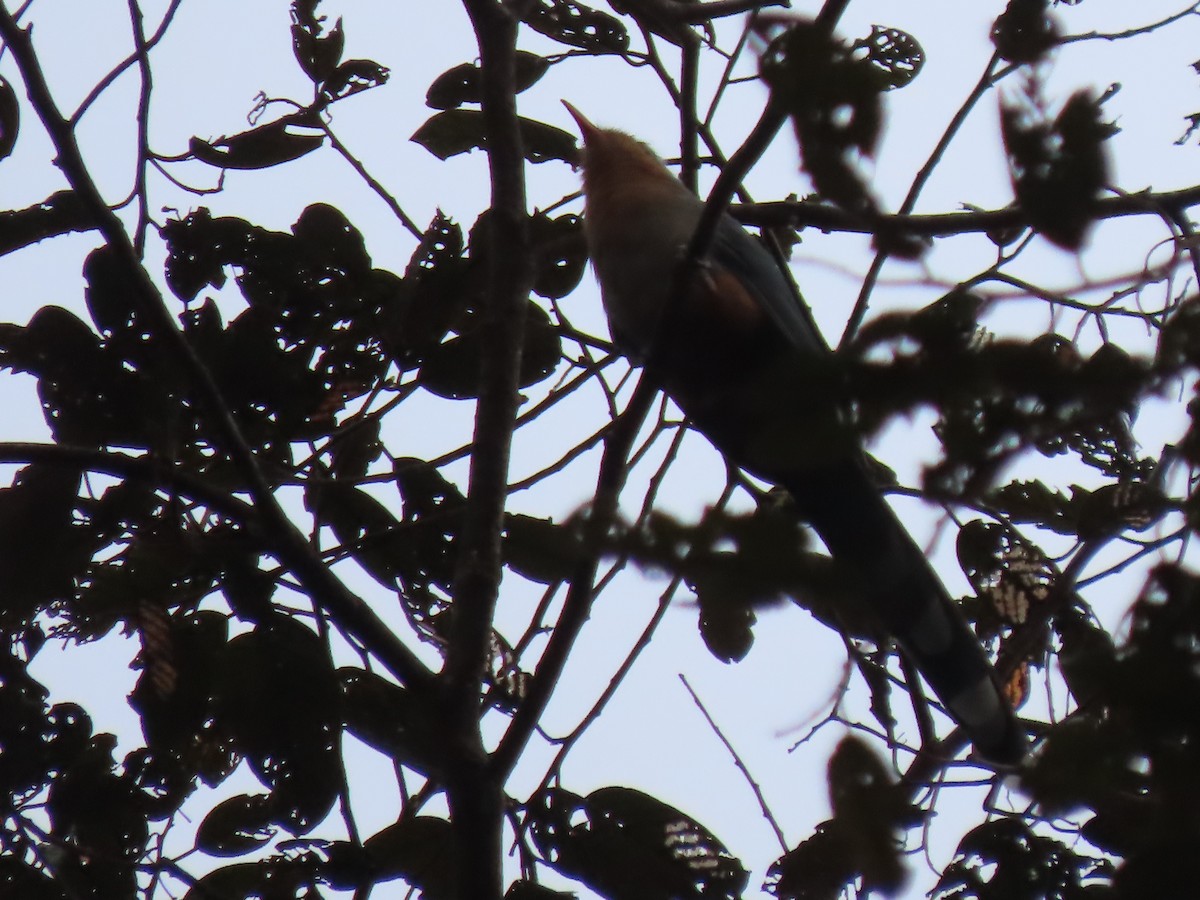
[[678, 35, 701, 193], [447, 0, 535, 895], [126, 0, 151, 255]]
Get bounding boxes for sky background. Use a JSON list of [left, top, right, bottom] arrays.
[[3, 0, 1200, 897]]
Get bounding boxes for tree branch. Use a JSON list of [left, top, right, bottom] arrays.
[[445, 0, 536, 894], [736, 183, 1200, 240]]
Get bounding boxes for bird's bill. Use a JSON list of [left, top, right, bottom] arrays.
[[562, 100, 600, 142]]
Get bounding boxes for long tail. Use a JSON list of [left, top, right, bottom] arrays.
[[784, 460, 1027, 764]]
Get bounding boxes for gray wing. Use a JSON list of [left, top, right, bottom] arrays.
[[710, 215, 829, 358]]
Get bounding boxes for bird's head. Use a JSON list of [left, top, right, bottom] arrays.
[[562, 101, 683, 199]]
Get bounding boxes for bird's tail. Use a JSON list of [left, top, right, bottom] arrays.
[[784, 460, 1027, 765]]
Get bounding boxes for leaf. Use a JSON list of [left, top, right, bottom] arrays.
[[527, 785, 748, 899], [521, 0, 629, 53], [291, 10, 344, 83], [320, 59, 390, 104], [1002, 86, 1112, 250], [417, 300, 561, 399], [502, 513, 585, 584], [986, 480, 1074, 534], [196, 794, 275, 856], [769, 737, 917, 899], [215, 616, 340, 834], [190, 117, 325, 170], [991, 0, 1059, 64], [381, 213, 469, 366], [825, 737, 913, 895], [0, 462, 83, 625], [0, 654, 56, 799], [0, 857, 64, 900], [0, 75, 19, 162], [766, 825, 857, 900], [851, 26, 925, 91], [183, 860, 308, 900], [411, 109, 577, 164], [426, 51, 550, 110], [330, 416, 383, 479], [759, 20, 884, 219], [530, 212, 587, 299], [339, 668, 440, 776], [303, 480, 402, 589], [956, 520, 1053, 631], [0, 191, 97, 257], [363, 818, 456, 897], [161, 208, 238, 301], [505, 882, 577, 899], [47, 735, 148, 895], [932, 819, 1110, 900]]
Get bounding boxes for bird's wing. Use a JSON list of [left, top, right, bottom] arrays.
[[710, 215, 828, 358]]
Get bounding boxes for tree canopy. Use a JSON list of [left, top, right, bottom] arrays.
[[1, 0, 1199, 897]]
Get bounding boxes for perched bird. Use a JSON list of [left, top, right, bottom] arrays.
[[564, 101, 1027, 765]]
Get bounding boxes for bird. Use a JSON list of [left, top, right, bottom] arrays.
[[564, 101, 1027, 766]]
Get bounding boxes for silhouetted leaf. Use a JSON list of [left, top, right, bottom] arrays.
[[986, 480, 1074, 534], [521, 0, 629, 53], [769, 737, 917, 899], [0, 857, 65, 900], [412, 109, 577, 164], [183, 859, 313, 900], [991, 0, 1059, 64], [291, 3, 344, 83], [46, 735, 147, 897], [382, 212, 469, 365], [304, 480, 402, 589], [531, 212, 587, 299], [363, 818, 456, 896], [0, 191, 97, 256], [426, 51, 550, 110], [320, 59, 390, 104], [339, 668, 440, 776], [1002, 86, 1112, 250], [197, 794, 275, 856], [503, 513, 585, 584], [528, 785, 748, 899], [932, 819, 1110, 900], [0, 461, 83, 626], [506, 882, 577, 899], [759, 20, 883, 217], [418, 299, 561, 399], [0, 75, 18, 162], [0, 653, 57, 798], [330, 416, 383, 479], [852, 26, 924, 90], [215, 616, 340, 834], [190, 117, 325, 170]]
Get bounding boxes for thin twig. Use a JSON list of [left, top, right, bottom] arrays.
[[841, 53, 1010, 346], [126, 0, 153, 255], [492, 374, 658, 779], [679, 673, 789, 852]]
